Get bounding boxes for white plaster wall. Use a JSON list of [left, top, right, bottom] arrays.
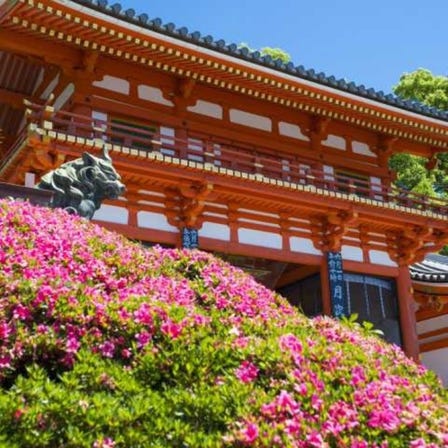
[[198, 222, 230, 241], [239, 218, 280, 228], [187, 137, 204, 162], [137, 211, 177, 232], [290, 237, 322, 255], [323, 164, 334, 181], [421, 348, 448, 386], [39, 72, 59, 100], [138, 85, 174, 106], [278, 121, 309, 140], [417, 315, 448, 335], [92, 111, 108, 136], [188, 100, 223, 119], [341, 245, 364, 262], [298, 164, 311, 184], [25, 172, 36, 187], [53, 83, 74, 111], [238, 208, 279, 219], [352, 141, 377, 157], [92, 110, 108, 122], [322, 134, 346, 150], [138, 189, 165, 197], [238, 228, 282, 249], [160, 126, 176, 155], [93, 75, 130, 95], [94, 204, 128, 224], [370, 176, 383, 200], [368, 250, 397, 267], [229, 109, 272, 132]]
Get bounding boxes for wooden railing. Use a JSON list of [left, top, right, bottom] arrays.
[[19, 104, 448, 216], [0, 182, 53, 206]]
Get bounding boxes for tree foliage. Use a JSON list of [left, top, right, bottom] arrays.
[[238, 43, 291, 63], [390, 69, 448, 198], [259, 47, 291, 63], [394, 69, 448, 110]]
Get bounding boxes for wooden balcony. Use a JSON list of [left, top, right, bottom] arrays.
[[2, 103, 448, 218]]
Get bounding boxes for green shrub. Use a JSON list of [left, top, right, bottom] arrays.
[[0, 200, 447, 447]]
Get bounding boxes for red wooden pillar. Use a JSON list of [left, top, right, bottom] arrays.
[[128, 207, 138, 228], [396, 266, 419, 361]]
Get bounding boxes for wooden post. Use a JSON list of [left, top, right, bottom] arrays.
[[396, 266, 419, 361], [320, 258, 333, 316]]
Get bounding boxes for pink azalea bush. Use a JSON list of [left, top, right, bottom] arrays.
[[0, 199, 447, 447]]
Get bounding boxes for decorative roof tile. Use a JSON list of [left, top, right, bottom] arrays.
[[71, 0, 448, 122], [410, 254, 448, 283]]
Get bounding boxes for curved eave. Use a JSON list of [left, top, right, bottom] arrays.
[[2, 0, 448, 149], [70, 0, 448, 123], [411, 276, 448, 285]]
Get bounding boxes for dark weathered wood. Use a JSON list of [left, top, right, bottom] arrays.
[[0, 181, 53, 206]]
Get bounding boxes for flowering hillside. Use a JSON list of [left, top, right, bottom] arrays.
[[0, 200, 447, 447]]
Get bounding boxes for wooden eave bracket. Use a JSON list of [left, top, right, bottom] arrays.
[[311, 209, 358, 252], [373, 135, 398, 165], [306, 116, 330, 142], [415, 229, 448, 261], [425, 147, 441, 170], [165, 182, 214, 229], [415, 292, 448, 312], [386, 225, 438, 266], [176, 78, 196, 100]]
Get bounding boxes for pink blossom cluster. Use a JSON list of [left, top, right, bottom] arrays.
[[0, 200, 447, 446]]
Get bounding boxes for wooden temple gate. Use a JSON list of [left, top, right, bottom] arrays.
[[1, 0, 448, 366]]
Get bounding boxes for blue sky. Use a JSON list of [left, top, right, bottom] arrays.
[[114, 0, 446, 94]]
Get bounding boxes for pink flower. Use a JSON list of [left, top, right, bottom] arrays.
[[351, 365, 367, 386], [306, 431, 327, 447], [277, 390, 299, 413], [0, 356, 11, 369], [350, 440, 369, 448], [66, 337, 80, 353], [240, 422, 258, 445], [368, 409, 400, 432], [93, 437, 115, 448], [410, 439, 427, 448], [134, 303, 153, 326], [279, 333, 303, 354], [0, 323, 11, 339], [193, 314, 211, 326], [235, 361, 259, 383], [161, 319, 182, 339], [12, 304, 30, 320], [99, 341, 115, 358], [136, 331, 152, 348]]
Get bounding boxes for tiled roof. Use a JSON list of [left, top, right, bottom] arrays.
[[72, 0, 448, 122], [410, 254, 448, 283]]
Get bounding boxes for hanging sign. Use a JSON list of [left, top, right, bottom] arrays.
[[181, 227, 199, 249], [327, 251, 348, 318]]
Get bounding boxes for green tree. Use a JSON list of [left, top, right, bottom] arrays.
[[259, 46, 291, 63], [238, 43, 291, 63], [390, 69, 448, 197], [394, 68, 448, 110], [392, 69, 448, 254]]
